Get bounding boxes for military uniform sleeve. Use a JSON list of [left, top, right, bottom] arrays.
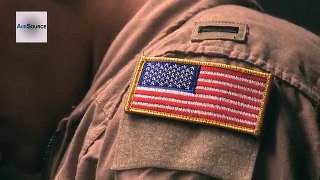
[[110, 5, 320, 180], [51, 3, 320, 180]]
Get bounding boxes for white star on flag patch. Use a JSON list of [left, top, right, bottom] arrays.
[[125, 56, 273, 136]]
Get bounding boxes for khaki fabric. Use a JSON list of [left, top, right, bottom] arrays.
[[46, 1, 320, 180]]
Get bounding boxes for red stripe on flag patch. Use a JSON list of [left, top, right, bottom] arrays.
[[131, 103, 256, 129], [195, 88, 261, 107], [132, 96, 257, 122], [134, 89, 260, 114], [198, 73, 265, 91], [196, 80, 264, 99], [200, 66, 267, 83], [125, 56, 273, 136]]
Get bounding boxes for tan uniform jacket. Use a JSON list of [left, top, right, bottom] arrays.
[[45, 0, 320, 179]]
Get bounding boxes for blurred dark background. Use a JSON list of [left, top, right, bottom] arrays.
[[259, 0, 320, 34]]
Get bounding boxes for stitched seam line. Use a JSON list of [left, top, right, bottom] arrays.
[[78, 100, 107, 160], [156, 45, 320, 104], [93, 60, 135, 103], [94, 98, 109, 117], [78, 125, 105, 160]]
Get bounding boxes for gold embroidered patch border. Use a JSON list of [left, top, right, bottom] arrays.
[[125, 56, 272, 136]]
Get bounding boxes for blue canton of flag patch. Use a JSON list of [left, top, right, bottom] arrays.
[[138, 62, 200, 93]]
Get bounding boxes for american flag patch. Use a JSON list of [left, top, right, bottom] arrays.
[[125, 56, 272, 136]]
